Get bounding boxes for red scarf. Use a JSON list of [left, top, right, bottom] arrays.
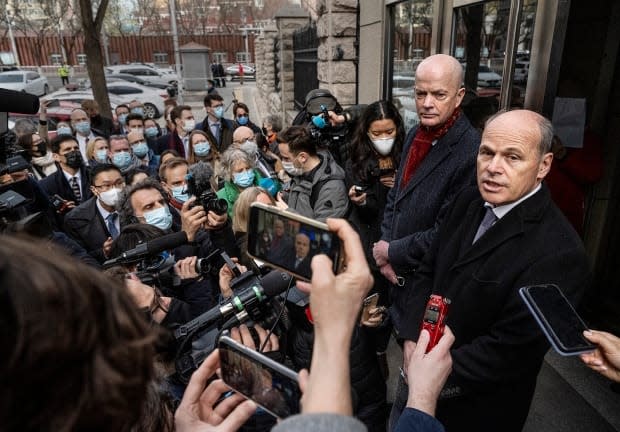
[[400, 108, 461, 188]]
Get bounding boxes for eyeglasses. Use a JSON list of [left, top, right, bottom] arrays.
[[237, 114, 249, 118], [93, 180, 125, 191]]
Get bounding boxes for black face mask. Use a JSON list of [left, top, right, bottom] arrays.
[[36, 142, 47, 156], [65, 150, 83, 169]]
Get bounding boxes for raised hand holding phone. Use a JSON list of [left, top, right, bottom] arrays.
[[175, 350, 256, 432]]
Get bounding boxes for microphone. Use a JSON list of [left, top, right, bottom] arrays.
[[174, 269, 293, 339], [0, 88, 40, 114], [103, 230, 188, 267]]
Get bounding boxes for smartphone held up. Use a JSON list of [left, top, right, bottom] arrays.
[[219, 335, 301, 419], [520, 284, 595, 356], [246, 203, 344, 281]]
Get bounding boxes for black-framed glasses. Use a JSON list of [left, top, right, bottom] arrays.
[[93, 180, 125, 191]]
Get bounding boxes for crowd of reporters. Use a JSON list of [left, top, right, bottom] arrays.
[[1, 78, 619, 432]]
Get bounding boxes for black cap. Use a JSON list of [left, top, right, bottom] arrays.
[[305, 89, 338, 115]]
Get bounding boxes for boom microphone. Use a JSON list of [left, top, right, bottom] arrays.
[[0, 88, 40, 114], [174, 269, 293, 339], [102, 230, 188, 267]]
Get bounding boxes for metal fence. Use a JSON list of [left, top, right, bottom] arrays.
[[0, 34, 255, 67], [292, 24, 319, 110]]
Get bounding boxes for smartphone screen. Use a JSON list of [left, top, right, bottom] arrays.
[[520, 284, 595, 356], [247, 204, 341, 281], [219, 336, 301, 418]]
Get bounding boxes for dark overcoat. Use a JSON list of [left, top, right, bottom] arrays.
[[401, 185, 590, 432]]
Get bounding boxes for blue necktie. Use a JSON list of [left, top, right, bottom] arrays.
[[106, 213, 119, 239]]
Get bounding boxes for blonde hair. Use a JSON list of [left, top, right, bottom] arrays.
[[232, 187, 275, 234], [86, 137, 108, 160]]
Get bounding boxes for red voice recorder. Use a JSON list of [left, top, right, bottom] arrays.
[[420, 294, 451, 353]]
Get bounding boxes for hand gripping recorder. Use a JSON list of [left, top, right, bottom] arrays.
[[420, 294, 451, 353]]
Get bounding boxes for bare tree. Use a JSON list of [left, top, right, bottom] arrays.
[[8, 0, 60, 66], [79, 0, 112, 118]]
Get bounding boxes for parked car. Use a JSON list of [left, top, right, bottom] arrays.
[[105, 64, 180, 87], [105, 81, 167, 119], [44, 84, 166, 119], [514, 61, 529, 83], [106, 73, 169, 90], [225, 64, 255, 79], [0, 70, 49, 96], [461, 63, 503, 88], [42, 90, 122, 114]]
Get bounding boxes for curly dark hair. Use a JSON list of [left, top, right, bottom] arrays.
[[0, 235, 157, 431], [349, 100, 405, 182]]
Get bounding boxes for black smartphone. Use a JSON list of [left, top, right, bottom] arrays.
[[218, 335, 301, 419], [519, 284, 595, 356], [354, 185, 366, 196], [246, 202, 343, 281]]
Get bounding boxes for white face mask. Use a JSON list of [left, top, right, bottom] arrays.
[[99, 187, 121, 207], [370, 136, 395, 156], [240, 140, 258, 157], [282, 160, 304, 177], [183, 119, 196, 133]]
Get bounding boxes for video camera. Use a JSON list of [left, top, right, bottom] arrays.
[[174, 250, 293, 383], [299, 89, 348, 157], [0, 88, 40, 166], [102, 230, 190, 289], [0, 178, 54, 238]]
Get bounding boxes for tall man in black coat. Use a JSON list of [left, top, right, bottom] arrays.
[[390, 110, 590, 432], [373, 54, 480, 336], [64, 164, 124, 263]]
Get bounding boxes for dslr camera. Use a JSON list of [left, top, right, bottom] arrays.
[[185, 172, 227, 216]]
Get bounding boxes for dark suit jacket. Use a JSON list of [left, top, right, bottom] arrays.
[[39, 164, 92, 205], [163, 131, 186, 158], [63, 197, 114, 263], [381, 114, 480, 333], [402, 185, 590, 432], [197, 116, 235, 153]]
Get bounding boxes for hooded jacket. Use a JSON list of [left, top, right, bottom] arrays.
[[285, 151, 349, 222]]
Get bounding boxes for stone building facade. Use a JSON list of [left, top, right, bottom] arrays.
[[254, 1, 358, 124]]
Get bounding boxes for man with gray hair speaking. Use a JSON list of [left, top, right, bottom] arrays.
[[390, 110, 590, 432]]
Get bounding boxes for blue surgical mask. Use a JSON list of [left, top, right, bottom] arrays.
[[132, 141, 149, 158], [214, 106, 224, 119], [95, 149, 108, 163], [112, 151, 132, 169], [236, 115, 249, 125], [193, 142, 211, 157], [118, 113, 128, 125], [171, 185, 189, 203], [75, 121, 91, 135], [233, 169, 255, 188], [143, 206, 173, 231], [57, 126, 72, 136], [131, 107, 145, 116], [145, 126, 158, 138]]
